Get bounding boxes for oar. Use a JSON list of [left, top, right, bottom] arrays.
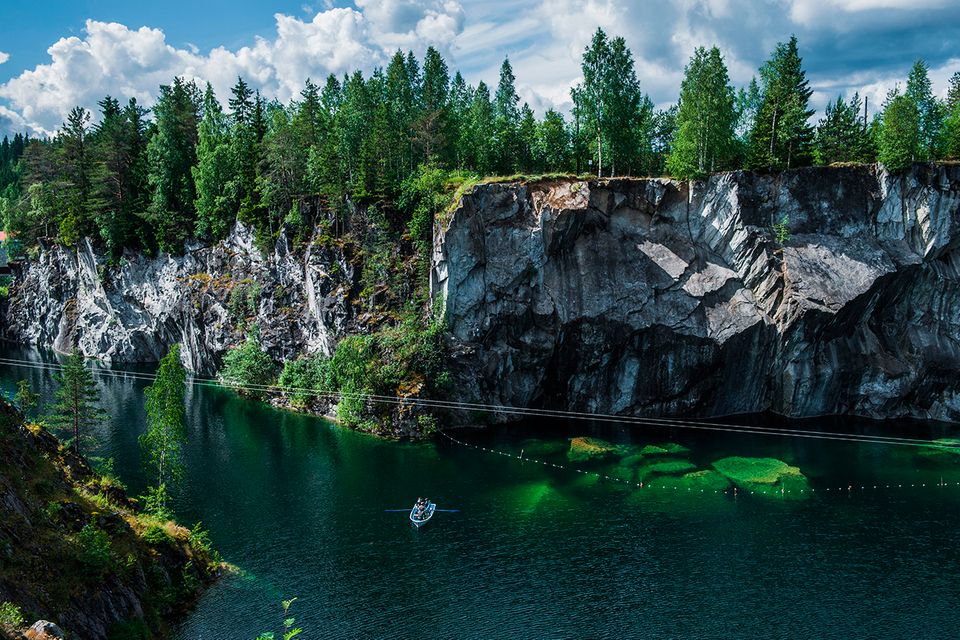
[[383, 509, 411, 512], [434, 509, 460, 513]]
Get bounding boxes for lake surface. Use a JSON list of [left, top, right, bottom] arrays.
[[3, 344, 960, 639]]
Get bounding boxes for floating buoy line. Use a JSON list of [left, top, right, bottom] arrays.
[[2, 355, 960, 499]]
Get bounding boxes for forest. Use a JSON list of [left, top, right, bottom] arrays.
[[1, 29, 960, 258]]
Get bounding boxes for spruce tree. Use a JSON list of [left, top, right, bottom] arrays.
[[747, 36, 815, 170], [193, 83, 237, 239], [46, 350, 107, 456], [147, 77, 201, 252], [905, 59, 945, 160], [814, 93, 873, 165], [493, 58, 520, 174]]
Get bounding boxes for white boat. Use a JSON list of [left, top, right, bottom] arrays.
[[409, 500, 436, 527]]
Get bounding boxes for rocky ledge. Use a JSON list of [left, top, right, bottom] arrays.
[[432, 163, 960, 422]]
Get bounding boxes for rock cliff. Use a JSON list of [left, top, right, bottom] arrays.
[[2, 217, 357, 376], [4, 164, 960, 423], [432, 164, 960, 422]]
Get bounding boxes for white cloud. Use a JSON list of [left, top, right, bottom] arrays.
[[789, 0, 952, 27], [1, 0, 958, 136], [0, 1, 465, 135], [0, 52, 9, 65]]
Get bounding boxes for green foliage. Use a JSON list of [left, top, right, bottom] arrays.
[[257, 597, 303, 640], [747, 36, 815, 171], [0, 601, 24, 630], [45, 349, 107, 455], [14, 378, 40, 415], [327, 304, 448, 430], [140, 483, 173, 520], [906, 59, 945, 161], [220, 329, 277, 400], [879, 89, 922, 172], [398, 163, 454, 259], [229, 281, 262, 321], [278, 354, 331, 409], [76, 522, 113, 572], [814, 93, 874, 165], [573, 29, 653, 177], [140, 345, 188, 511], [147, 77, 202, 253], [667, 46, 739, 179], [773, 215, 790, 244], [141, 524, 174, 546]]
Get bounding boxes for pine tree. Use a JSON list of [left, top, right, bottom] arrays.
[[414, 47, 451, 163], [667, 46, 738, 179], [46, 350, 107, 456], [747, 36, 815, 170], [139, 344, 188, 515]]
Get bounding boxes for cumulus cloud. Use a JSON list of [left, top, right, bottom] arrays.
[[0, 52, 9, 65], [2, 0, 960, 137], [0, 0, 465, 136]]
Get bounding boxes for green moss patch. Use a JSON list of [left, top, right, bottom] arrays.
[[712, 456, 810, 498]]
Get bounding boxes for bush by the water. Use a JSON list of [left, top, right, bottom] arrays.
[[76, 522, 113, 573], [220, 330, 277, 400], [278, 354, 332, 409]]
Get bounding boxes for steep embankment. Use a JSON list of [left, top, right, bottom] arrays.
[[4, 164, 960, 423], [0, 400, 219, 640], [432, 163, 960, 422]]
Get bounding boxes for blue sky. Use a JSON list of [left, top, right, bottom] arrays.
[[1, 0, 959, 137]]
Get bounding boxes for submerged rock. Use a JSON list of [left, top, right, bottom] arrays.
[[915, 438, 960, 464], [712, 456, 810, 497], [635, 460, 698, 482], [567, 437, 619, 463], [640, 443, 691, 457]]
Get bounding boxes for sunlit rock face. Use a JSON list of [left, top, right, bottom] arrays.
[[432, 164, 960, 422], [1, 218, 356, 376]]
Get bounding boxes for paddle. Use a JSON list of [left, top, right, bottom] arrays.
[[383, 509, 410, 512], [433, 509, 460, 513]]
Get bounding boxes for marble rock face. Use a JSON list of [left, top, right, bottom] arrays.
[[431, 164, 960, 422]]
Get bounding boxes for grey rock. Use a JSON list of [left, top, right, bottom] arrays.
[[431, 164, 960, 422]]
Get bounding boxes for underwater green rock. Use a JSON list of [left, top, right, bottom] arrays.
[[712, 456, 810, 498], [640, 442, 691, 457], [567, 437, 619, 463]]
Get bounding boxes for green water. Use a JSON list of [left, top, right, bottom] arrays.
[[4, 345, 960, 639]]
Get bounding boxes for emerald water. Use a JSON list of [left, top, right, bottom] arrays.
[[4, 345, 960, 639]]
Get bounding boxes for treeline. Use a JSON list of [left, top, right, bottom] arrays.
[[2, 30, 960, 254]]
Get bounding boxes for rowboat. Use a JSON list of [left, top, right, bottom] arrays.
[[410, 500, 436, 528]]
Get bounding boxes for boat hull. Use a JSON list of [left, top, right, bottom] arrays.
[[410, 502, 436, 527]]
